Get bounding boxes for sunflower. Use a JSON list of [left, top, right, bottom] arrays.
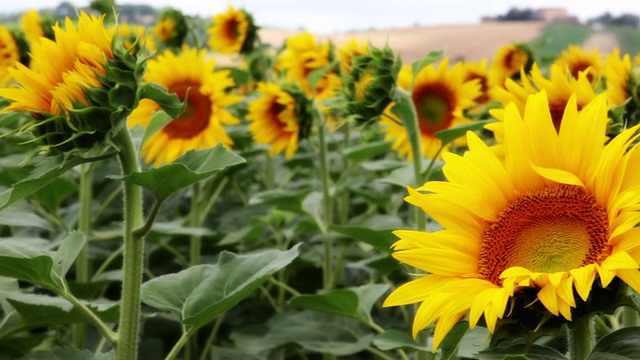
[[489, 43, 533, 89], [460, 59, 490, 104], [20, 9, 54, 44], [489, 63, 601, 137], [0, 26, 21, 87], [247, 82, 313, 158], [208, 6, 257, 54], [128, 46, 241, 166], [384, 91, 640, 350], [153, 8, 188, 48], [276, 32, 341, 100], [380, 58, 481, 160], [0, 12, 113, 116], [605, 48, 632, 106], [554, 45, 603, 82]]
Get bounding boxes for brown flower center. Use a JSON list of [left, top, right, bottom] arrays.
[[163, 82, 212, 139], [479, 185, 610, 285], [223, 18, 241, 41], [413, 83, 455, 136]]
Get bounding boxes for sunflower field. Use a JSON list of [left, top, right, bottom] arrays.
[[0, 4, 640, 360]]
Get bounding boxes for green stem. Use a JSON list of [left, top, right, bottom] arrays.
[[74, 163, 92, 348], [316, 110, 334, 290], [265, 152, 275, 190], [133, 199, 165, 239], [189, 183, 202, 267], [59, 290, 118, 345], [114, 127, 145, 360], [198, 315, 225, 360], [165, 327, 198, 360], [569, 314, 594, 360]]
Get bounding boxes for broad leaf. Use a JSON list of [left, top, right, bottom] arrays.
[[373, 329, 428, 351], [440, 321, 471, 360], [117, 145, 245, 201], [232, 311, 374, 356], [290, 290, 359, 319], [5, 292, 119, 325], [141, 245, 300, 329], [138, 82, 185, 118], [302, 191, 325, 233], [52, 231, 86, 279], [0, 203, 48, 229], [139, 110, 173, 149], [351, 284, 390, 321], [476, 343, 567, 359], [332, 225, 396, 252], [18, 347, 114, 360], [0, 242, 57, 290], [588, 326, 640, 359], [343, 141, 392, 163], [434, 119, 496, 145]]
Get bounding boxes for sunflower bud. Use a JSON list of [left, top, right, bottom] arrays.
[[0, 12, 161, 155], [343, 45, 400, 124]]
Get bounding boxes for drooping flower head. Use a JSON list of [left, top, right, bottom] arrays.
[[380, 58, 481, 160], [20, 9, 55, 44], [128, 46, 241, 166], [489, 43, 534, 89], [208, 6, 258, 55], [0, 12, 147, 153], [489, 62, 602, 139], [153, 8, 188, 49], [554, 45, 603, 83], [384, 91, 640, 350], [343, 44, 400, 124], [246, 82, 313, 159]]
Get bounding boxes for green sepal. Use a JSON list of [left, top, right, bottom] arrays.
[[138, 82, 186, 119]]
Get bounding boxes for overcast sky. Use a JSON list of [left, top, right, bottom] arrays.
[[3, 0, 640, 33]]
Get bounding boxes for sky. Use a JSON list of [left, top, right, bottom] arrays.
[[3, 0, 640, 34]]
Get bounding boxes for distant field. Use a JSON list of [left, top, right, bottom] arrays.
[[531, 23, 594, 64], [609, 25, 640, 55]]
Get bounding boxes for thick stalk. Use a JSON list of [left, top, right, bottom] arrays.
[[114, 127, 145, 360], [569, 314, 594, 360], [265, 152, 275, 190], [189, 182, 202, 267], [74, 163, 92, 348], [316, 111, 333, 290]]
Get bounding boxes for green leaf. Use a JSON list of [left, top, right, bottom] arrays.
[[434, 119, 496, 145], [139, 110, 173, 150], [117, 145, 245, 201], [141, 245, 300, 329], [290, 290, 359, 319], [18, 347, 114, 360], [248, 188, 311, 212], [138, 82, 186, 118], [351, 284, 390, 321], [332, 225, 396, 252], [373, 329, 428, 351], [476, 343, 567, 359], [5, 293, 119, 326], [0, 203, 48, 229], [30, 177, 77, 213], [440, 321, 471, 360], [52, 231, 86, 279], [0, 242, 58, 289], [587, 326, 640, 360], [0, 156, 87, 212], [343, 141, 392, 163], [302, 191, 325, 233], [232, 311, 374, 356], [411, 50, 444, 80]]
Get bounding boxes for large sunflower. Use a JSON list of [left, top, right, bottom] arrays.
[[384, 91, 640, 350], [380, 58, 480, 160], [208, 6, 256, 54], [128, 46, 240, 166], [0, 12, 113, 115], [554, 45, 603, 82], [247, 82, 312, 159]]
